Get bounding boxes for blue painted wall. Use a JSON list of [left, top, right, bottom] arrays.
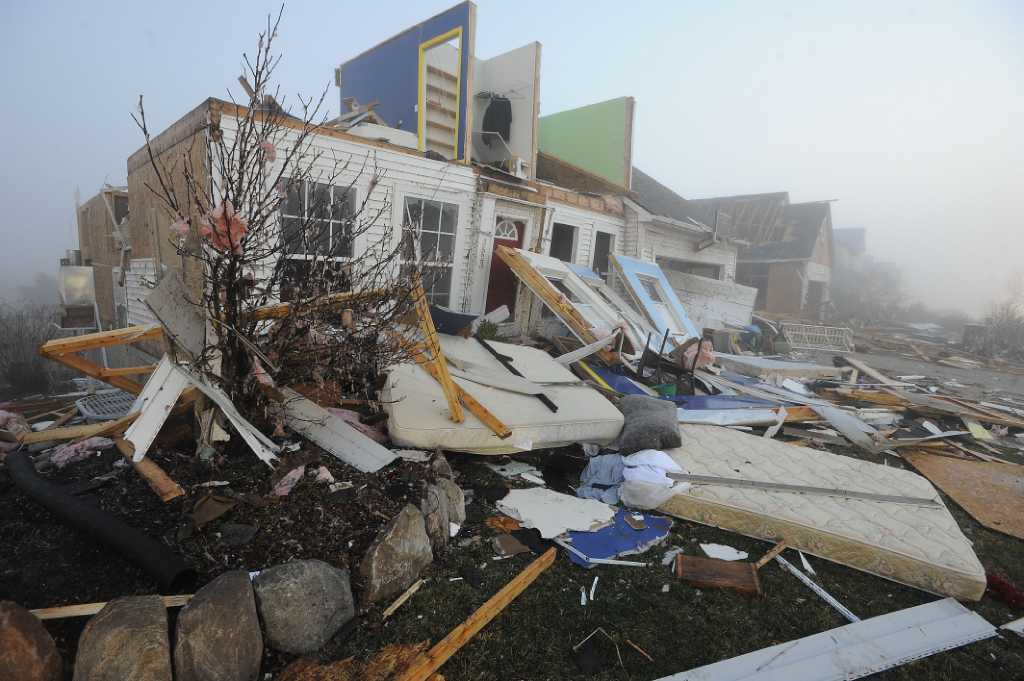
[[338, 2, 472, 159]]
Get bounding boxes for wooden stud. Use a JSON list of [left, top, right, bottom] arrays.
[[248, 288, 390, 320], [96, 365, 156, 378], [18, 413, 138, 445], [754, 540, 788, 570], [43, 351, 146, 394], [39, 324, 164, 356], [494, 245, 618, 365], [394, 548, 556, 681], [115, 438, 185, 502], [30, 594, 193, 620], [411, 276, 464, 423], [406, 342, 512, 439]]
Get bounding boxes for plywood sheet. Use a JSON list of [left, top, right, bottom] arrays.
[[902, 452, 1024, 540]]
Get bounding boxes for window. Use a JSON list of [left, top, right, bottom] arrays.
[[592, 232, 613, 279], [637, 274, 664, 302], [658, 257, 722, 281], [549, 223, 576, 262], [280, 181, 356, 258], [404, 196, 459, 307], [494, 219, 520, 241], [113, 196, 129, 225]]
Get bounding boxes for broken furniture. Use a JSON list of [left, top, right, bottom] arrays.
[[656, 424, 986, 600], [673, 541, 786, 596]]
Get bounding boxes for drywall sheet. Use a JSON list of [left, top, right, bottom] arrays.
[[471, 42, 540, 170], [497, 487, 616, 538], [539, 97, 633, 188], [903, 452, 1024, 541], [658, 425, 986, 600], [337, 1, 473, 158], [658, 598, 994, 681], [383, 335, 624, 454], [662, 270, 757, 331], [611, 254, 700, 346]]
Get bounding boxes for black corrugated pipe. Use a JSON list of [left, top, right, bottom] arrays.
[[6, 450, 194, 591]]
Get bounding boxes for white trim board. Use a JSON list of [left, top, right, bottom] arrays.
[[656, 598, 995, 681]]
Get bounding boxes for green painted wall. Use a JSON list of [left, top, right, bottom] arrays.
[[539, 97, 633, 189]]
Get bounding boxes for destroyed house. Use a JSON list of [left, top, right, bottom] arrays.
[[735, 200, 835, 319], [69, 186, 130, 330]]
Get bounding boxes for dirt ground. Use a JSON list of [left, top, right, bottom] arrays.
[[4, 352, 1024, 679]]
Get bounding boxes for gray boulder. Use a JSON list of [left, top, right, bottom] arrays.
[[420, 483, 450, 554], [617, 395, 681, 454], [0, 601, 61, 681], [73, 596, 172, 681], [436, 477, 466, 525], [430, 454, 454, 479], [174, 570, 262, 681], [253, 559, 354, 655], [359, 504, 433, 604]]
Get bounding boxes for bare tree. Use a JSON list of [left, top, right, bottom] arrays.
[[133, 9, 430, 410]]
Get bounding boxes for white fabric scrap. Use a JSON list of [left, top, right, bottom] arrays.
[[622, 449, 684, 487]]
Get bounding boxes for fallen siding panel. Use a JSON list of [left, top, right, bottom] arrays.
[[657, 598, 994, 681]]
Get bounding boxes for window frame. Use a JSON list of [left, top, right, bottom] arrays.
[[279, 180, 357, 261], [402, 195, 460, 308]]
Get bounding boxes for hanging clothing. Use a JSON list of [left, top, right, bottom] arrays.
[[482, 96, 512, 147]]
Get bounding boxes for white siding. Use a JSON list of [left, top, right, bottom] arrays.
[[662, 270, 757, 331], [543, 203, 625, 270], [125, 258, 158, 326], [217, 117, 478, 310], [643, 222, 738, 281]]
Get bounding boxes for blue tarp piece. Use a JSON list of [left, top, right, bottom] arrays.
[[567, 509, 673, 568], [612, 254, 700, 343]]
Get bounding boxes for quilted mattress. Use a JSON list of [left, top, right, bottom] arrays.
[[659, 425, 986, 600], [383, 336, 624, 455]]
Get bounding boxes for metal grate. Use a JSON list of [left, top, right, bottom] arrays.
[[781, 322, 854, 353], [76, 389, 136, 422]]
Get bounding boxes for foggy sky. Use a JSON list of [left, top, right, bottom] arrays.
[[1, 0, 1021, 315]]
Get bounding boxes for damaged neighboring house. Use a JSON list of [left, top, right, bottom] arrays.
[[58, 186, 130, 331], [680, 191, 835, 320]]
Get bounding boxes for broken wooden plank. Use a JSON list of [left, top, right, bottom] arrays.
[[382, 579, 425, 620], [115, 438, 184, 502], [394, 547, 556, 681], [753, 541, 788, 570], [43, 351, 147, 394], [279, 387, 395, 473], [30, 594, 193, 620], [248, 288, 390, 320], [39, 324, 164, 356], [406, 342, 512, 439], [412, 276, 464, 423], [18, 413, 138, 445], [495, 245, 618, 365]]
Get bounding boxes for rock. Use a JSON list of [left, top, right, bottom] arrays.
[[0, 601, 61, 681], [174, 570, 262, 681], [359, 505, 433, 604], [435, 477, 466, 525], [430, 455, 454, 479], [253, 560, 354, 655], [73, 595, 172, 681], [420, 484, 450, 554]]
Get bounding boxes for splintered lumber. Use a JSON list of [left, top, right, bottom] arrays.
[[754, 540, 788, 570], [412, 276, 464, 423], [404, 340, 512, 439], [30, 594, 193, 620], [394, 547, 556, 681], [39, 324, 166, 395], [248, 288, 390, 320], [495, 245, 618, 365], [18, 413, 139, 445], [674, 554, 761, 596], [115, 438, 184, 502]]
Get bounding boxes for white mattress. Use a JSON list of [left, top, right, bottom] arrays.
[[659, 425, 986, 600], [383, 336, 624, 455]]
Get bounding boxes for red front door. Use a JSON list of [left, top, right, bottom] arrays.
[[485, 218, 525, 314]]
